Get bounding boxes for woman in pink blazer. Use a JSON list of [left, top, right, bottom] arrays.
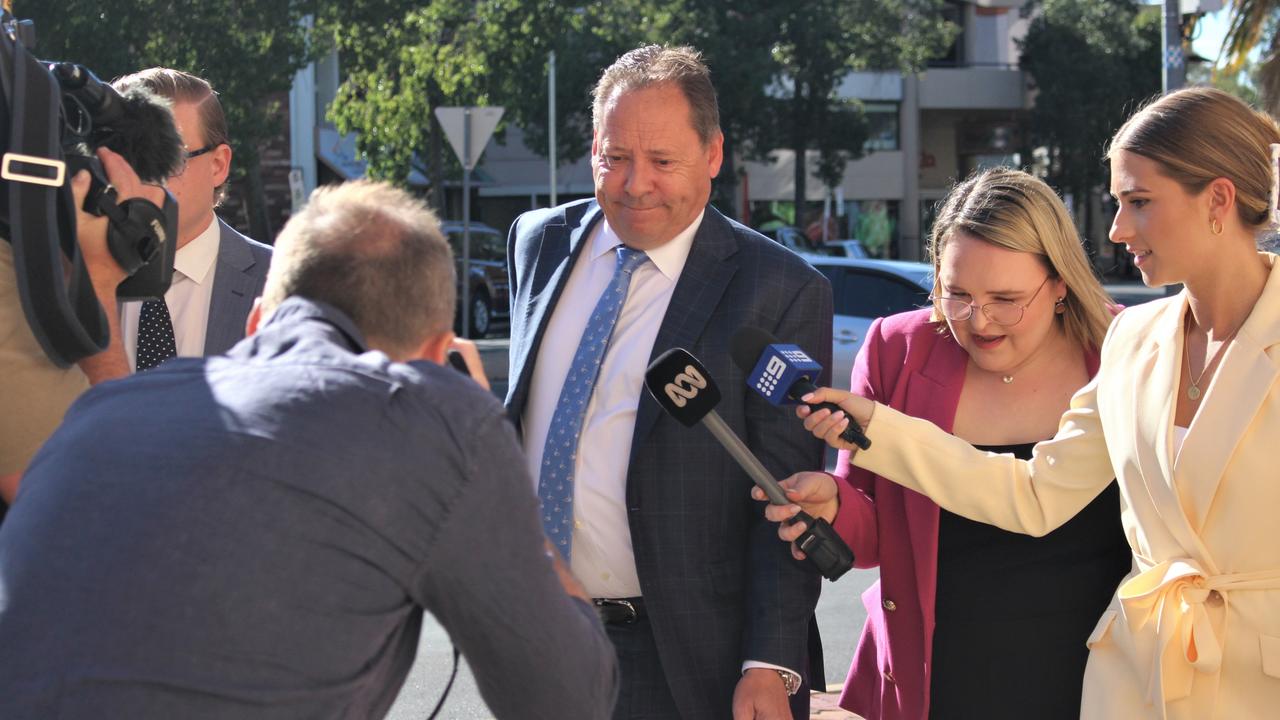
[[793, 169, 1130, 719]]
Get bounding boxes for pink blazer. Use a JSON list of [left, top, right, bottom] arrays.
[[829, 308, 1100, 720]]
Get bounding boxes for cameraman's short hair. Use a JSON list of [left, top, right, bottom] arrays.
[[113, 67, 231, 205], [260, 181, 456, 359]]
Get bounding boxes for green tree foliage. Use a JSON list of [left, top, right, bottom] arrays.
[[321, 0, 605, 209], [1019, 0, 1160, 235], [17, 0, 321, 241], [325, 0, 955, 215], [767, 0, 955, 211], [1219, 0, 1280, 113]]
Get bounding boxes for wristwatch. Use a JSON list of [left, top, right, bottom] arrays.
[[776, 669, 801, 696]]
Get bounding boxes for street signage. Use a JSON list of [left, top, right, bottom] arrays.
[[434, 106, 504, 170]]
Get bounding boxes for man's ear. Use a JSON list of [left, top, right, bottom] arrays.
[[245, 298, 263, 337], [210, 143, 232, 187], [410, 331, 454, 364]]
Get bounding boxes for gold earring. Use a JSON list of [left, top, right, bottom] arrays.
[[1211, 218, 1224, 236]]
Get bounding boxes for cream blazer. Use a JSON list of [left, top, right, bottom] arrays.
[[855, 253, 1280, 720]]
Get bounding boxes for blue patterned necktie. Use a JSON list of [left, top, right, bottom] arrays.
[[539, 245, 650, 561]]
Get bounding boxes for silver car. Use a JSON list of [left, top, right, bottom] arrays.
[[805, 256, 934, 390]]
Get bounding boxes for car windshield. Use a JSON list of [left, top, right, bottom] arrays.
[[448, 230, 505, 262]]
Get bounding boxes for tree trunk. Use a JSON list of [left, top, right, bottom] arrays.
[[245, 153, 273, 243], [715, 133, 740, 220], [792, 90, 809, 225]]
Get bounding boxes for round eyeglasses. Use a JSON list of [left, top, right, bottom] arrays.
[[930, 275, 1052, 326]]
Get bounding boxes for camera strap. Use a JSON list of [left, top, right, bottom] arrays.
[[2, 32, 109, 367]]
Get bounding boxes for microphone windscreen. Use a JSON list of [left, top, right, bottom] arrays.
[[96, 86, 184, 184], [730, 326, 777, 372], [644, 348, 722, 427]]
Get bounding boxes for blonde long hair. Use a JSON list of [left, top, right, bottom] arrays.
[[927, 168, 1113, 350]]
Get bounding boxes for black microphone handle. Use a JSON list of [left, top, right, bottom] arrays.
[[788, 380, 872, 450]]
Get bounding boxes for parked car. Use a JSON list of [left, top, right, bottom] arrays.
[[440, 221, 510, 338], [821, 239, 871, 259], [806, 256, 934, 389], [759, 224, 837, 257]]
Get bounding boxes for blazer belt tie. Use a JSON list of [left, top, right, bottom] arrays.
[[1118, 559, 1280, 710]]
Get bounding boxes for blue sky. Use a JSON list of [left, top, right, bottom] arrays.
[[1190, 5, 1231, 65]]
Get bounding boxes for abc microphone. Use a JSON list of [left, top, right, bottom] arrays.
[[643, 348, 853, 581], [730, 327, 871, 450]]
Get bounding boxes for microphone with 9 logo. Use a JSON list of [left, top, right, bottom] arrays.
[[643, 348, 854, 580], [731, 327, 871, 450]]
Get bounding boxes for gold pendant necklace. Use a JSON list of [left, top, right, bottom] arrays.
[[1184, 315, 1238, 402]]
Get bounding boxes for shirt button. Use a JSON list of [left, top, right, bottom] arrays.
[[574, 520, 583, 530], [882, 599, 897, 612]]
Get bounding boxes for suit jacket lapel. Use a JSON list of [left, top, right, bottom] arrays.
[[900, 333, 966, 614], [1175, 254, 1280, 532], [205, 220, 258, 356], [1130, 294, 1210, 559], [629, 207, 738, 458], [507, 204, 602, 423]]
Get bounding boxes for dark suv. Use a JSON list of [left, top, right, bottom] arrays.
[[441, 221, 510, 338]]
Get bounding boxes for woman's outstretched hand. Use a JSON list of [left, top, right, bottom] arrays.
[[751, 471, 840, 561], [795, 387, 876, 452]]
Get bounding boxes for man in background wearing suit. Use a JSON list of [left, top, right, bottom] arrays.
[[113, 68, 272, 371], [506, 45, 832, 720]]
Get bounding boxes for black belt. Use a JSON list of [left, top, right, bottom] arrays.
[[593, 597, 645, 625]]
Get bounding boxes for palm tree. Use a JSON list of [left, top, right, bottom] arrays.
[[1219, 0, 1280, 113]]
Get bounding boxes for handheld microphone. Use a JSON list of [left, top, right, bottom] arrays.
[[730, 327, 871, 450], [643, 348, 853, 581]]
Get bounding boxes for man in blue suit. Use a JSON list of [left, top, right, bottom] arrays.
[[507, 45, 832, 720], [113, 68, 272, 371]]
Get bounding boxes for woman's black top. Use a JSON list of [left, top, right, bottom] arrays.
[[928, 442, 1132, 720]]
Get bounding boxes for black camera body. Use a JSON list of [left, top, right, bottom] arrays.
[[49, 61, 181, 298], [1, 11, 183, 366]]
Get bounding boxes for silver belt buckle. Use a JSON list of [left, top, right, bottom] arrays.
[[594, 598, 637, 624]]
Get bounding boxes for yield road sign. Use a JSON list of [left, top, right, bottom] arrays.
[[434, 106, 504, 170]]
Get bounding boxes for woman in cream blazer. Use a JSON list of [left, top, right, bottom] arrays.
[[765, 88, 1280, 719]]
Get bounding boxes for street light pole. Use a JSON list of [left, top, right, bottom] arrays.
[[549, 50, 558, 207], [1162, 0, 1185, 95]]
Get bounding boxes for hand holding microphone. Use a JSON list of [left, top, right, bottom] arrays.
[[795, 387, 877, 453], [750, 472, 842, 563]]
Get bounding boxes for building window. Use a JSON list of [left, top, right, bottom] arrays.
[[929, 1, 965, 68], [862, 102, 900, 152]]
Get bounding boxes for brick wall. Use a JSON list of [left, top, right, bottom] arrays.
[[218, 91, 295, 245]]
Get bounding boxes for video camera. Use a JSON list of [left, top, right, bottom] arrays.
[[1, 11, 182, 366]]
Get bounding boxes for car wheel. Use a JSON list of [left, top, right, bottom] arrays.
[[469, 292, 491, 338]]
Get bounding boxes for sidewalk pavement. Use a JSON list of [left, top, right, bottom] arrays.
[[811, 687, 860, 719]]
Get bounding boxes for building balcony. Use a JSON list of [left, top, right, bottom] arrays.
[[918, 65, 1028, 111]]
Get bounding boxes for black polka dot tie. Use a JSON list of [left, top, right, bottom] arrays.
[[136, 298, 177, 371]]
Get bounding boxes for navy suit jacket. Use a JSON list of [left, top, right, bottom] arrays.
[[506, 200, 832, 718], [203, 218, 272, 356]]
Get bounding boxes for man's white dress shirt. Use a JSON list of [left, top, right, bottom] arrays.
[[522, 212, 701, 600]]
